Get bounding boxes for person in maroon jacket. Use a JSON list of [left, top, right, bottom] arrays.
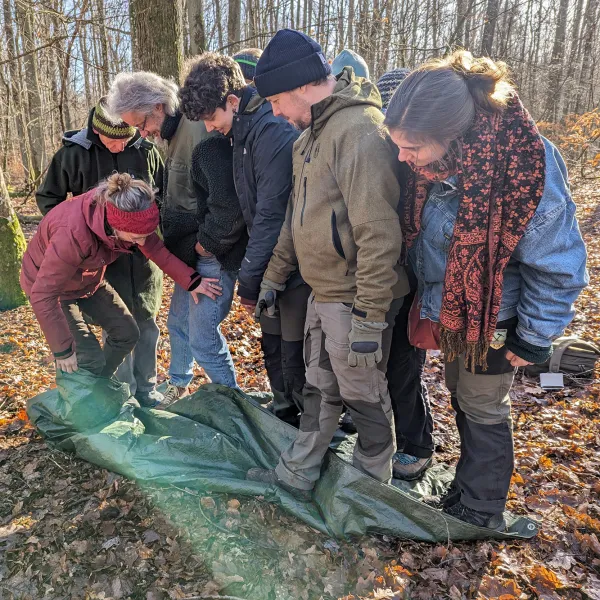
[[20, 173, 222, 393]]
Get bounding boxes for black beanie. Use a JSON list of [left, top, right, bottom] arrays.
[[255, 29, 331, 98]]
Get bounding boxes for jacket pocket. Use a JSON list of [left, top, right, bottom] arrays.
[[331, 210, 346, 259]]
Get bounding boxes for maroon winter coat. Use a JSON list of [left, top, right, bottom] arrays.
[[20, 190, 201, 356]]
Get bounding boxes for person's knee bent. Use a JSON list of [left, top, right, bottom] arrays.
[[113, 316, 140, 351]]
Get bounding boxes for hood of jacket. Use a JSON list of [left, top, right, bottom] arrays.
[[63, 108, 145, 151], [310, 67, 382, 138]]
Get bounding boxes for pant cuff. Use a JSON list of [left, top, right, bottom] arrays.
[[460, 491, 507, 514], [168, 375, 192, 388], [401, 441, 434, 459], [275, 461, 315, 491]]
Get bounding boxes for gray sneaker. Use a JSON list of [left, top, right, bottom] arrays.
[[135, 389, 164, 408], [158, 383, 189, 410], [392, 452, 432, 481], [246, 468, 313, 502]]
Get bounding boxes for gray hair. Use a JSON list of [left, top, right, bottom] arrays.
[[107, 71, 180, 118], [95, 172, 154, 212]]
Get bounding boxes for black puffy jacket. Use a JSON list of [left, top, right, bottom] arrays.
[[232, 86, 303, 302]]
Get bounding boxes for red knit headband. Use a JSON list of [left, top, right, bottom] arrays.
[[106, 201, 160, 235]]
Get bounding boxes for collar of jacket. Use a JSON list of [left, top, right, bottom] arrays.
[[232, 86, 268, 144], [309, 66, 382, 139], [63, 108, 145, 151], [161, 111, 183, 141]]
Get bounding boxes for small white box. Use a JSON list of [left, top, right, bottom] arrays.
[[539, 372, 564, 389]]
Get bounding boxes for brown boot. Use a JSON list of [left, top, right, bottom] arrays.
[[158, 382, 189, 410]]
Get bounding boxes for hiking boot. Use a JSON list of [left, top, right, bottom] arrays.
[[158, 383, 189, 410], [246, 468, 313, 502], [339, 411, 357, 434], [443, 501, 507, 531], [135, 389, 164, 408], [425, 481, 461, 509], [392, 452, 432, 481]]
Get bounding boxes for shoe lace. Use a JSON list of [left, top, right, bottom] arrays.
[[163, 385, 180, 403], [394, 452, 420, 465]]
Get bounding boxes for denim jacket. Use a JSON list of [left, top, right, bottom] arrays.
[[408, 137, 588, 350]]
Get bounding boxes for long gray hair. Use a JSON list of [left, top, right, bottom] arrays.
[[95, 172, 154, 212], [107, 71, 180, 118]]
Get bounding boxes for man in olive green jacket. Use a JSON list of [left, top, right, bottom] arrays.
[[247, 29, 409, 499], [36, 97, 164, 407]]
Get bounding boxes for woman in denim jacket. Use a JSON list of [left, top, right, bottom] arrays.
[[384, 50, 588, 530]]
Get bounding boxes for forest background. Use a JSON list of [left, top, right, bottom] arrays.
[[1, 0, 600, 599]]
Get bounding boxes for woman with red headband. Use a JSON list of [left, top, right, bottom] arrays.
[[21, 172, 221, 392]]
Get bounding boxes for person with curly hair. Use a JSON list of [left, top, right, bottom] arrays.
[[384, 50, 588, 529], [180, 52, 310, 427], [107, 71, 243, 404]]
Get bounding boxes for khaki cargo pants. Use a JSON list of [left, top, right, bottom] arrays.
[[444, 328, 517, 514], [275, 295, 401, 490]]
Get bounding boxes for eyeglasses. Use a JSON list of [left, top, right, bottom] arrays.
[[135, 114, 150, 131]]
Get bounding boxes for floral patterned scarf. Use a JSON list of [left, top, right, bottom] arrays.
[[403, 95, 546, 370]]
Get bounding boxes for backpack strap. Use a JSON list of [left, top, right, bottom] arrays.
[[548, 337, 600, 373]]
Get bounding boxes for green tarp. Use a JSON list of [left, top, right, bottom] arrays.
[[27, 370, 539, 542]]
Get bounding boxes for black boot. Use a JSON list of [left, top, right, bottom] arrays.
[[246, 468, 312, 502], [443, 501, 506, 531]]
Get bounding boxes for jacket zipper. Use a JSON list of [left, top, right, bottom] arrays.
[[297, 136, 313, 227], [129, 253, 136, 305], [300, 177, 307, 226]]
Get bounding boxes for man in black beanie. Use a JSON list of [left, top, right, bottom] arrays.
[[246, 29, 409, 500]]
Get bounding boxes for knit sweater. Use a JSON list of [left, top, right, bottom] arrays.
[[162, 136, 248, 272]]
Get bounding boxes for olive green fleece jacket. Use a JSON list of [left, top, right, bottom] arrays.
[[263, 68, 409, 323]]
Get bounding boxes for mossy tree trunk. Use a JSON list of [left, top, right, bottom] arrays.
[[0, 163, 27, 311]]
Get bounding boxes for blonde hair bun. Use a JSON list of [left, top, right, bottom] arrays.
[[106, 172, 133, 195]]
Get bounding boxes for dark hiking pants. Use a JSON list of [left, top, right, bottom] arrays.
[[387, 288, 435, 458], [260, 283, 311, 426], [61, 281, 140, 378], [444, 322, 517, 514]]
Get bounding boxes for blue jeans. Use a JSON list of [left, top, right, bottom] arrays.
[[167, 255, 238, 389]]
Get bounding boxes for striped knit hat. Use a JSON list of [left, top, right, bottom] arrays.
[[233, 49, 263, 82], [92, 96, 136, 139], [376, 68, 410, 112]]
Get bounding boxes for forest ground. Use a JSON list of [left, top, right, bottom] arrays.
[[1, 181, 599, 600]]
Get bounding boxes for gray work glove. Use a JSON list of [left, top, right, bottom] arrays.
[[348, 319, 388, 368], [254, 278, 286, 321]]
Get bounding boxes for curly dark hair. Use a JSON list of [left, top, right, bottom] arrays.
[[180, 52, 246, 121]]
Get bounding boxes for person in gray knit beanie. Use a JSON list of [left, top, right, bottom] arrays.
[[376, 67, 410, 112]]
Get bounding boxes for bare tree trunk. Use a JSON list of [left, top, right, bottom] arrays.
[[347, 0, 354, 47], [0, 162, 27, 310], [188, 0, 206, 54], [79, 26, 93, 108], [95, 0, 110, 91], [130, 0, 184, 81], [575, 0, 599, 113], [228, 0, 241, 52], [15, 0, 45, 181], [2, 0, 33, 181], [544, 0, 569, 121], [481, 0, 499, 55], [214, 0, 224, 49]]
